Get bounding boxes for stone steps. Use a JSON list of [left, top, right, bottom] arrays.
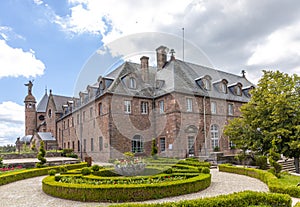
[[278, 159, 296, 173]]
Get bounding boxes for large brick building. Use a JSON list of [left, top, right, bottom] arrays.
[[23, 46, 254, 162]]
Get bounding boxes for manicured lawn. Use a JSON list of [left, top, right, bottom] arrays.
[[277, 172, 300, 187]]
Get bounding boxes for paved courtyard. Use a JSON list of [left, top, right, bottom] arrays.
[[0, 169, 275, 207]]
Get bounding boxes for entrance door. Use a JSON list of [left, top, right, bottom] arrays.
[[188, 136, 195, 156]]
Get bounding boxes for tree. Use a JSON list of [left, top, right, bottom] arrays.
[[151, 138, 158, 159], [225, 70, 300, 172], [36, 141, 47, 168]]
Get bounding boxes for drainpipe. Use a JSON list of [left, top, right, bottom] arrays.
[[203, 96, 207, 156]]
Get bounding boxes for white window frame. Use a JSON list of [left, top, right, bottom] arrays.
[[141, 101, 148, 114], [159, 100, 164, 114], [211, 124, 219, 149], [129, 77, 136, 89], [132, 135, 144, 153], [211, 102, 217, 114], [124, 100, 131, 114], [228, 103, 234, 115], [186, 98, 193, 112]]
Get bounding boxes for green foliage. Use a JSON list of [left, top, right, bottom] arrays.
[[151, 138, 158, 158], [269, 149, 282, 178], [91, 165, 101, 172], [0, 144, 16, 153], [81, 167, 91, 175], [224, 71, 300, 166], [36, 141, 47, 168], [48, 169, 56, 176], [0, 163, 87, 186], [0, 156, 3, 168], [295, 202, 300, 207], [59, 166, 68, 173], [31, 140, 36, 151], [255, 155, 268, 170], [109, 191, 291, 207], [42, 173, 211, 202], [219, 164, 300, 198], [201, 167, 210, 174]]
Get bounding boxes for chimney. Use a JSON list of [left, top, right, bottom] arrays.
[[156, 46, 168, 70], [140, 56, 149, 83]]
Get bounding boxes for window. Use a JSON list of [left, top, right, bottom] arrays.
[[77, 140, 80, 152], [186, 98, 193, 112], [132, 135, 143, 153], [124, 100, 131, 113], [63, 121, 66, 129], [236, 86, 242, 96], [160, 137, 166, 152], [188, 136, 195, 156], [211, 124, 219, 149], [204, 79, 211, 90], [77, 114, 80, 125], [98, 102, 103, 115], [211, 102, 217, 114], [220, 82, 227, 93], [90, 107, 93, 118], [141, 101, 148, 114], [48, 109, 52, 118], [83, 111, 86, 121], [99, 136, 103, 151], [228, 103, 234, 115], [72, 141, 75, 150], [91, 138, 94, 151], [159, 100, 164, 114], [83, 139, 86, 152], [67, 119, 69, 128], [129, 77, 136, 89]]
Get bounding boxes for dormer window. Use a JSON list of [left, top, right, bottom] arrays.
[[195, 75, 212, 91], [204, 78, 211, 90], [236, 86, 242, 96], [220, 82, 227, 93], [129, 77, 136, 89]]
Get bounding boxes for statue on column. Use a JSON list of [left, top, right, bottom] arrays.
[[25, 80, 34, 95]]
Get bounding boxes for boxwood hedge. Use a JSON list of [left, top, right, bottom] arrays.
[[42, 173, 211, 202], [108, 191, 291, 207], [0, 163, 87, 186], [219, 164, 300, 198]]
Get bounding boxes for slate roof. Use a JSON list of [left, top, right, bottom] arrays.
[[102, 59, 254, 102], [20, 135, 32, 143], [36, 93, 49, 112], [37, 132, 56, 141]]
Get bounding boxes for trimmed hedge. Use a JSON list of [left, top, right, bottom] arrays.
[[42, 173, 211, 202], [219, 164, 300, 198], [0, 163, 87, 186], [295, 202, 300, 207], [108, 191, 291, 207]]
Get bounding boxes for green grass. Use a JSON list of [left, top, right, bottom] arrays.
[[277, 172, 300, 187]]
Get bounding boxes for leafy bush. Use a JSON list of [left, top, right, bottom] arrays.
[[219, 164, 300, 198], [36, 141, 47, 168], [42, 173, 211, 202], [201, 167, 210, 174], [91, 165, 101, 172], [59, 166, 68, 173], [0, 156, 3, 168], [295, 202, 300, 207], [81, 167, 91, 175], [108, 191, 291, 207], [0, 163, 87, 186], [255, 155, 268, 170], [48, 169, 56, 176]]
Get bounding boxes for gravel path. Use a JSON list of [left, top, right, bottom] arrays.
[[0, 169, 271, 207]]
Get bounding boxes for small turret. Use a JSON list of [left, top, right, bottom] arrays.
[[24, 80, 37, 135]]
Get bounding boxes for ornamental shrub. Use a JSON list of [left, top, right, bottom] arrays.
[[255, 155, 268, 170], [36, 141, 47, 168], [59, 166, 68, 173], [0, 156, 3, 168], [91, 164, 101, 172], [201, 167, 210, 174], [81, 167, 91, 175], [48, 169, 56, 176]]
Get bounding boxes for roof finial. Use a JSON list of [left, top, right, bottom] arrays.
[[50, 89, 52, 95], [45, 86, 47, 94], [241, 70, 246, 78], [170, 49, 176, 60]]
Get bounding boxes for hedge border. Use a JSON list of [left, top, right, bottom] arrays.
[[42, 173, 211, 202], [0, 162, 87, 186], [108, 191, 291, 207], [219, 164, 300, 198]]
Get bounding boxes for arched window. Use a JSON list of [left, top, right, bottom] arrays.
[[203, 78, 211, 90], [220, 82, 227, 93], [48, 109, 52, 118], [132, 135, 143, 153], [129, 77, 136, 89], [236, 86, 242, 96], [211, 124, 219, 149]]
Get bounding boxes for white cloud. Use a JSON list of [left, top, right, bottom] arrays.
[[55, 0, 194, 44], [0, 101, 24, 146], [247, 21, 300, 66], [0, 39, 45, 79]]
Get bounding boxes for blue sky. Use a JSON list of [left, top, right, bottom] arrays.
[[1, 0, 300, 145]]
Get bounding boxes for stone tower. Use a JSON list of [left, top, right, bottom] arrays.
[[24, 80, 37, 135]]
